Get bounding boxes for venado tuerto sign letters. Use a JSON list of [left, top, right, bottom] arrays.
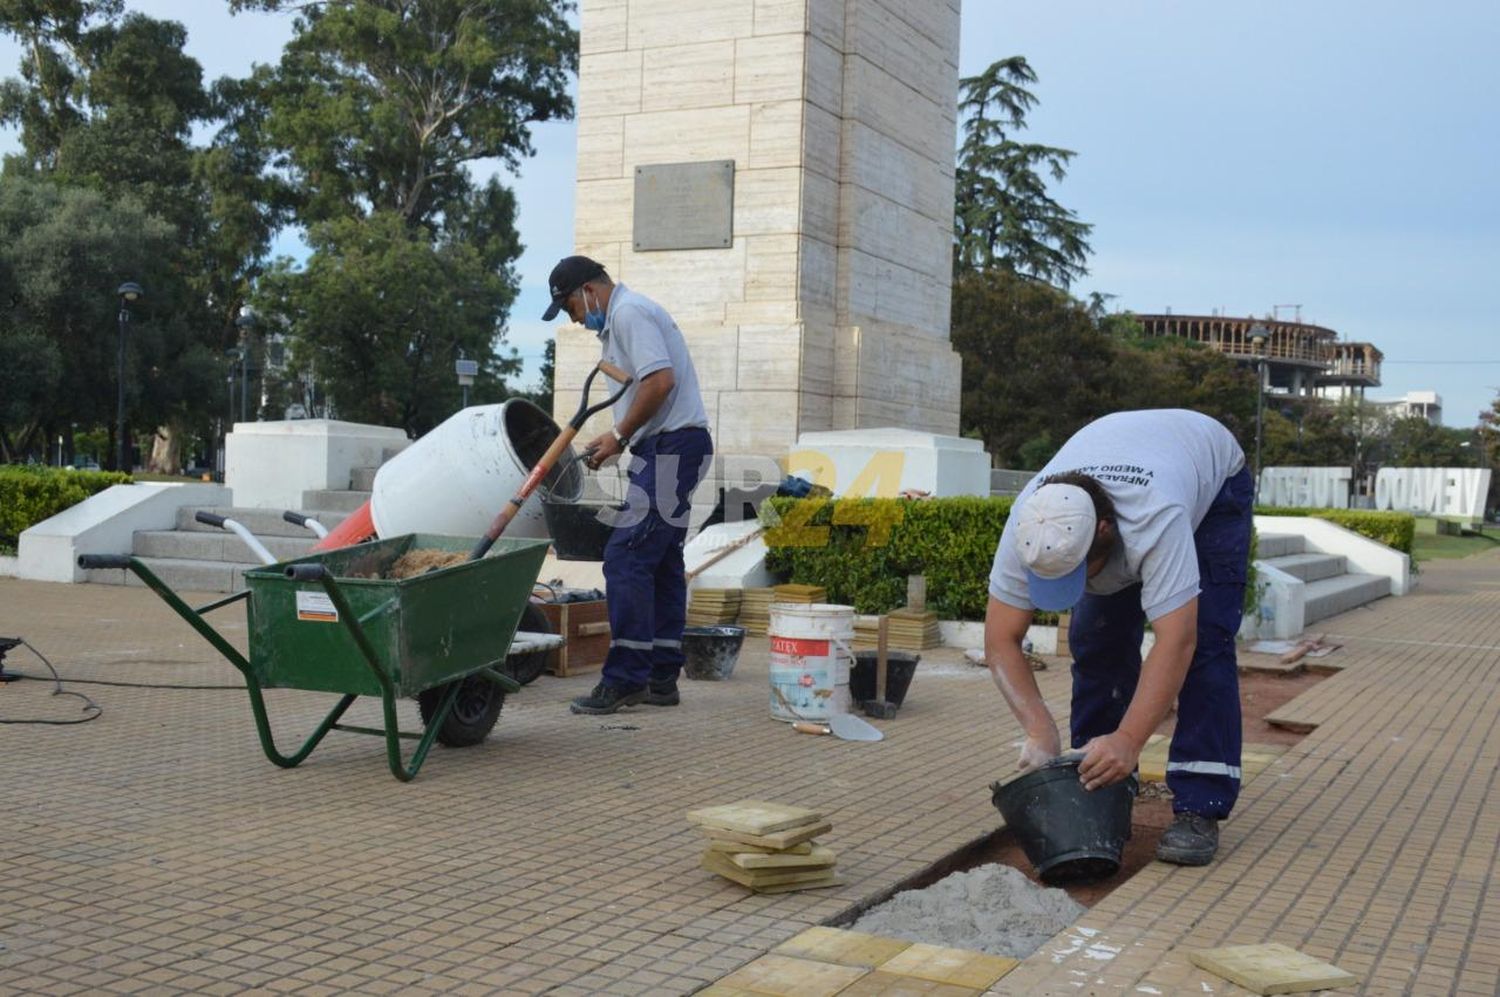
[[1260, 466, 1492, 519]]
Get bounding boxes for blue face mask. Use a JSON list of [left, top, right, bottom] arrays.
[[582, 288, 606, 332]]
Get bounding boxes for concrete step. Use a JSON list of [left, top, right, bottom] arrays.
[[301, 489, 372, 514], [1264, 551, 1347, 583], [176, 506, 352, 538], [351, 466, 378, 491], [84, 556, 262, 594], [1304, 573, 1391, 625], [1256, 532, 1304, 558], [133, 530, 316, 565]]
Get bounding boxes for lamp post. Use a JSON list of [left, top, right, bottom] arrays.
[[455, 356, 478, 409], [1249, 324, 1268, 502], [115, 282, 144, 472], [235, 306, 256, 422]]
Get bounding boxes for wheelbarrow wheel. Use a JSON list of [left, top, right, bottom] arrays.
[[417, 676, 504, 748], [501, 602, 553, 686]]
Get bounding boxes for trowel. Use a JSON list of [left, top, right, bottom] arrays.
[[793, 714, 884, 742]]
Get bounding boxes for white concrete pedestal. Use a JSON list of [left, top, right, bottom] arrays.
[[225, 420, 410, 510]]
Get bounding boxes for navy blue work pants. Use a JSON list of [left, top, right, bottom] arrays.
[[601, 427, 714, 690], [1067, 467, 1253, 819]]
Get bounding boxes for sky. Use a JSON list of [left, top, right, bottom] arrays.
[[3, 1, 1497, 424]]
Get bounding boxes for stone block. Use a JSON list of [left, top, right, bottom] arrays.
[[627, 0, 753, 48], [838, 248, 950, 338], [620, 242, 747, 323], [744, 234, 800, 301], [723, 299, 803, 325], [808, 0, 845, 49], [799, 322, 836, 397], [837, 187, 951, 281], [754, 0, 806, 35], [799, 236, 838, 310], [844, 57, 953, 166], [736, 324, 803, 387], [718, 390, 805, 455], [683, 324, 741, 393], [734, 34, 805, 104], [749, 100, 805, 169], [847, 1, 954, 109], [641, 41, 735, 112], [805, 35, 844, 116], [580, 0, 627, 55], [577, 115, 625, 180], [577, 49, 642, 117], [734, 167, 802, 236], [623, 105, 751, 166], [844, 121, 956, 223], [803, 103, 842, 180], [573, 178, 636, 245], [802, 171, 839, 244]]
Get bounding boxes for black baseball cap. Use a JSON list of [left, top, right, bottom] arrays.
[[542, 255, 607, 320]]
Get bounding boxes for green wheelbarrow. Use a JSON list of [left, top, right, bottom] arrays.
[[78, 533, 554, 782]]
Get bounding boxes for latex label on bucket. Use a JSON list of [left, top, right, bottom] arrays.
[[768, 626, 853, 722]]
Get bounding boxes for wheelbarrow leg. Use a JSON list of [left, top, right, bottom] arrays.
[[85, 556, 358, 771]]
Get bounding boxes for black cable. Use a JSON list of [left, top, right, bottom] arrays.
[[14, 675, 244, 691], [0, 638, 103, 725]]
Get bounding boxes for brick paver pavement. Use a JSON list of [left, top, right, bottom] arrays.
[[993, 549, 1500, 996], [2, 547, 1496, 995]]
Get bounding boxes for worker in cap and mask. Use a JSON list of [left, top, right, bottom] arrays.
[[985, 409, 1252, 866], [542, 256, 713, 715]]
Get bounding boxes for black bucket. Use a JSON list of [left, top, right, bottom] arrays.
[[990, 758, 1137, 884], [682, 626, 747, 680], [541, 499, 618, 561], [850, 651, 920, 708]]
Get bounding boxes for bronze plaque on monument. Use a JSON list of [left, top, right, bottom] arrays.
[[633, 159, 735, 251]]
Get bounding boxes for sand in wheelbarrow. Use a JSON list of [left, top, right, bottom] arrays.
[[849, 864, 1084, 959], [386, 549, 467, 579]]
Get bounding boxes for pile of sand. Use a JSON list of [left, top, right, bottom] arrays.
[[386, 549, 467, 579], [849, 864, 1084, 958]]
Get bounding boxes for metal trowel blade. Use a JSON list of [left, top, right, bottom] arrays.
[[828, 712, 884, 742]]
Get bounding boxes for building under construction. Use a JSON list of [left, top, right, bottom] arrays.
[[1132, 313, 1383, 402]]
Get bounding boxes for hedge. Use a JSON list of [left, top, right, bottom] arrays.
[[1253, 506, 1415, 556], [0, 466, 132, 545], [762, 496, 1414, 622], [762, 496, 1013, 621]]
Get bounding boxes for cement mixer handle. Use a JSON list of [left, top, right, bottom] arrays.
[[570, 363, 634, 430]]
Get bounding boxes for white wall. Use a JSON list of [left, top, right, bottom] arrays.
[[226, 419, 409, 509]]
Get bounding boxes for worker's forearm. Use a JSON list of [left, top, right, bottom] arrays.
[[988, 643, 1054, 737], [1116, 641, 1194, 748]]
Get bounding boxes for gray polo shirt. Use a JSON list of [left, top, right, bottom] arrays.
[[989, 409, 1246, 621], [597, 283, 709, 441]]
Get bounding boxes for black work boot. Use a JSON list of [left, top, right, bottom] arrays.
[[644, 679, 680, 706], [1155, 812, 1220, 866], [569, 681, 645, 715]]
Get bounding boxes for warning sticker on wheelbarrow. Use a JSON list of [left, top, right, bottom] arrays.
[[295, 591, 338, 623]]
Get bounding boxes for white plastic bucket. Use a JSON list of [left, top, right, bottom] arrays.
[[370, 399, 583, 540], [768, 603, 855, 722]]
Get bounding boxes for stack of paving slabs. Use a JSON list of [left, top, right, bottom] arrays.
[[854, 608, 942, 650], [688, 800, 839, 894], [738, 588, 776, 635], [686, 588, 743, 627]]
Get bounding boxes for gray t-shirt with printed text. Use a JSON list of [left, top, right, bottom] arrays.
[[597, 282, 709, 441], [989, 409, 1246, 621]]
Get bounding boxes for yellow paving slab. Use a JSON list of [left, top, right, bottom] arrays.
[[1190, 942, 1358, 994], [837, 970, 982, 995], [709, 953, 868, 996], [772, 926, 911, 968], [878, 943, 1018, 989]]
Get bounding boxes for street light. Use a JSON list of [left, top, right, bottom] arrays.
[[116, 282, 144, 472], [455, 355, 479, 409], [1249, 324, 1269, 503], [235, 306, 256, 423]]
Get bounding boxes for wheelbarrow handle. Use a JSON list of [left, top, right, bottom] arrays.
[[286, 563, 328, 581], [79, 554, 132, 570], [195, 511, 228, 528]]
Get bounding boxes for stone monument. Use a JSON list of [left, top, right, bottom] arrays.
[[556, 0, 964, 458]]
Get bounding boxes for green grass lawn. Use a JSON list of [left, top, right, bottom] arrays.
[[1412, 528, 1500, 562]]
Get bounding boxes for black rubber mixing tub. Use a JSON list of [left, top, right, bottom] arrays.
[[542, 499, 618, 561], [990, 757, 1137, 884], [850, 650, 919, 708], [682, 626, 746, 680]]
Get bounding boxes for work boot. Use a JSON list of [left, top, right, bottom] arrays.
[[569, 681, 645, 715], [644, 679, 680, 706], [1155, 812, 1220, 866]]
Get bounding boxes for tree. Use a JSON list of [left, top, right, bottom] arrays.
[[1384, 417, 1479, 468], [255, 211, 521, 434], [231, 0, 575, 427], [954, 56, 1092, 287]]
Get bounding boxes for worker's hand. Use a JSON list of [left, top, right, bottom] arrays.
[[1077, 731, 1141, 791], [583, 432, 621, 469], [1017, 725, 1062, 774]]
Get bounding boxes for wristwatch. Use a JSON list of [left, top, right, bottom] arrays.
[[612, 428, 630, 449]]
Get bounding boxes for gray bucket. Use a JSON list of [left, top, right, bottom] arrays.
[[682, 626, 746, 680]]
